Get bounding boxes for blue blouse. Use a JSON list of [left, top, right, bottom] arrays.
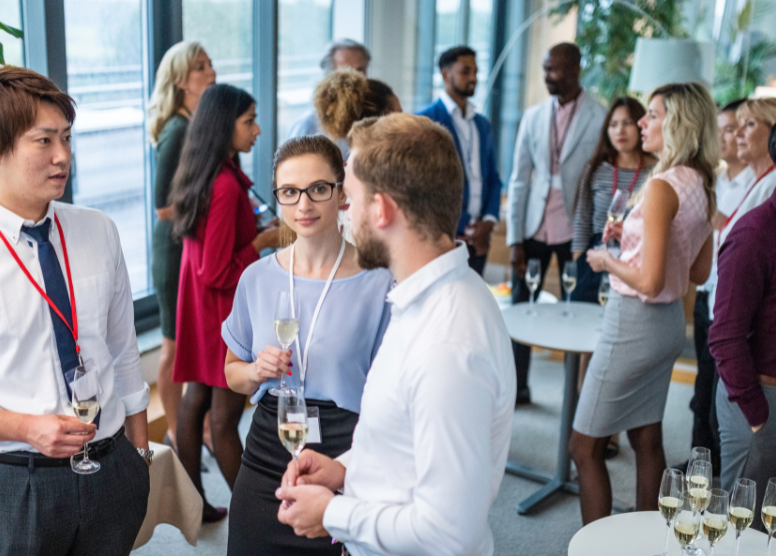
[[222, 253, 393, 413]]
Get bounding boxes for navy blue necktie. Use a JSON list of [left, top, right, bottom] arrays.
[[23, 219, 100, 428]]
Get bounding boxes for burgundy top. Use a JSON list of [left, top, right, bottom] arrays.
[[173, 157, 259, 388], [709, 188, 776, 427]]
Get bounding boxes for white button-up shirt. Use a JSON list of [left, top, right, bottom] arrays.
[[0, 201, 149, 453], [323, 242, 517, 556]]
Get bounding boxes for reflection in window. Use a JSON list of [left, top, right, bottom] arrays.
[[433, 0, 461, 101], [63, 0, 150, 296], [183, 0, 254, 176], [3, 0, 24, 67], [277, 0, 333, 142]]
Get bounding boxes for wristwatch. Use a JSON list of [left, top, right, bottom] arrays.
[[137, 448, 154, 464]]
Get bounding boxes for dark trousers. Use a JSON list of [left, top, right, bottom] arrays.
[[0, 433, 150, 556], [690, 292, 721, 471], [511, 238, 573, 391], [467, 244, 487, 276]]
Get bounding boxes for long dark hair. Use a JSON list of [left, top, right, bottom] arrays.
[[170, 83, 255, 238], [573, 97, 650, 212]]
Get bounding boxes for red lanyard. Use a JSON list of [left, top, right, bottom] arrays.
[[722, 165, 775, 231], [0, 214, 80, 354], [611, 161, 642, 196]]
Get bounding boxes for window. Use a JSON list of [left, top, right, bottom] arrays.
[[183, 0, 255, 176], [63, 0, 151, 297], [433, 0, 461, 100], [2, 0, 24, 67], [277, 0, 333, 142], [468, 0, 494, 108]]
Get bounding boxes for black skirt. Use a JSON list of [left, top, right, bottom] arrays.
[[228, 393, 358, 556]]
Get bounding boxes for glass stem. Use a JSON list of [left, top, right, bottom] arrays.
[[767, 533, 773, 556], [664, 522, 670, 554], [735, 532, 741, 556], [566, 292, 571, 313], [529, 288, 535, 310], [82, 441, 90, 464]]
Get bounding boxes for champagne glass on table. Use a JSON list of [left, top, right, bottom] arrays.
[[525, 258, 541, 316], [656, 468, 685, 556], [562, 261, 577, 317], [703, 489, 729, 556], [70, 365, 101, 474], [730, 478, 757, 556], [688, 460, 712, 513], [762, 478, 776, 556], [675, 491, 703, 556], [270, 291, 300, 396]]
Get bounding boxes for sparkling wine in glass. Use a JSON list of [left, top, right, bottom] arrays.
[[606, 189, 630, 250], [598, 274, 610, 317], [762, 478, 776, 556], [655, 468, 684, 556], [270, 291, 300, 396], [71, 365, 101, 475], [730, 478, 756, 556], [703, 489, 729, 556], [525, 258, 541, 316], [675, 491, 702, 555], [689, 460, 712, 512], [277, 390, 308, 461], [562, 261, 577, 317]]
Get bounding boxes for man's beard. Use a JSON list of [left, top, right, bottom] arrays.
[[351, 218, 390, 270], [453, 83, 475, 98]]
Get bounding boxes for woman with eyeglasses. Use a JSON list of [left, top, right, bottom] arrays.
[[223, 136, 392, 555]]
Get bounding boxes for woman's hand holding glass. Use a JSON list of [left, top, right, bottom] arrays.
[[254, 345, 293, 385]]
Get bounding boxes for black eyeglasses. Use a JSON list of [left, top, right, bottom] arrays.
[[272, 182, 341, 205]]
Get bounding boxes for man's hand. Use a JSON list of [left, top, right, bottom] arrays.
[[276, 484, 334, 538], [511, 243, 526, 280], [752, 423, 764, 434], [282, 449, 346, 491], [463, 221, 494, 256], [25, 415, 96, 458]]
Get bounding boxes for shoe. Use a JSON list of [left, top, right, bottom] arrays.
[[515, 388, 532, 406], [604, 440, 620, 460], [202, 502, 227, 524]]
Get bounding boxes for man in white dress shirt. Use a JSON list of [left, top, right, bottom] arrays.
[[0, 67, 151, 555], [276, 114, 517, 556]]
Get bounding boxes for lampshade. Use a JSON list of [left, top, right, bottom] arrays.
[[628, 38, 715, 92]]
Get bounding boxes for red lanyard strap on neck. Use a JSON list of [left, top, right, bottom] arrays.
[[723, 165, 775, 231], [0, 214, 79, 353], [612, 160, 642, 196]]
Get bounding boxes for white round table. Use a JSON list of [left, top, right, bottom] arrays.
[[569, 511, 770, 556], [501, 302, 605, 515]]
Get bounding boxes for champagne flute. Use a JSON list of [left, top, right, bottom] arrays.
[[598, 274, 610, 317], [562, 261, 577, 317], [688, 460, 712, 513], [730, 478, 757, 556], [762, 478, 776, 556], [70, 365, 101, 475], [656, 468, 685, 556], [703, 489, 729, 556], [606, 189, 630, 251], [277, 389, 308, 462], [525, 258, 541, 316], [270, 291, 300, 396], [675, 491, 703, 556]]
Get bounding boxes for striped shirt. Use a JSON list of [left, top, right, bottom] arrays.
[[572, 161, 650, 253]]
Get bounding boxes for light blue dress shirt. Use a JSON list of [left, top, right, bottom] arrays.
[[222, 253, 392, 413]]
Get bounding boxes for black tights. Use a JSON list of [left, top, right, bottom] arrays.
[[570, 422, 666, 524], [176, 383, 246, 506]]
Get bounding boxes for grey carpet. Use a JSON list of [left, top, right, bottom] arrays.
[[133, 351, 694, 556]]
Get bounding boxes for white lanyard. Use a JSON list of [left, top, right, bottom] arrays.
[[289, 238, 346, 390]]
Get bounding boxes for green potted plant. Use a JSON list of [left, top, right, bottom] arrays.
[[0, 21, 24, 66]]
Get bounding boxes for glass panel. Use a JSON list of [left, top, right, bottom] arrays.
[[433, 0, 461, 100], [2, 0, 24, 67], [468, 0, 494, 109], [183, 0, 254, 175], [63, 0, 150, 296], [277, 0, 333, 142]]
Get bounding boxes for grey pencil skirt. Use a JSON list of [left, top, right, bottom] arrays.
[[573, 290, 685, 438]]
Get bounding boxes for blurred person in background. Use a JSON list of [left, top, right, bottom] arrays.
[[169, 84, 279, 523], [418, 46, 502, 277], [147, 40, 215, 453], [570, 83, 716, 524]]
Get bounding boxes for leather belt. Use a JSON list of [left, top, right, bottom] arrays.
[[0, 426, 124, 468], [759, 375, 776, 388]]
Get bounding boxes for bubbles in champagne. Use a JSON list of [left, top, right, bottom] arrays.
[[762, 506, 776, 532], [658, 496, 680, 521], [674, 520, 700, 546], [702, 516, 728, 544], [729, 507, 754, 532]]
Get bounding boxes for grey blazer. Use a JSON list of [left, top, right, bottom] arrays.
[[506, 92, 607, 246]]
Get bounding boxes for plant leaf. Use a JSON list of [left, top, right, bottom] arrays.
[[737, 0, 752, 32], [0, 43, 5, 66], [0, 22, 23, 38]]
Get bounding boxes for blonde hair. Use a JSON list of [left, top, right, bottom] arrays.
[[736, 98, 776, 129], [640, 82, 719, 221], [147, 41, 205, 145]]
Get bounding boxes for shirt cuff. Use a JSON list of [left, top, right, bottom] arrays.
[[482, 214, 499, 224], [335, 449, 352, 468], [736, 388, 770, 428], [323, 494, 360, 542], [121, 382, 150, 416]]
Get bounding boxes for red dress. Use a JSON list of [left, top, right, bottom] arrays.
[[173, 157, 259, 388]]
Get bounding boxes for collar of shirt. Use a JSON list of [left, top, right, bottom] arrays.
[[553, 88, 585, 111], [387, 242, 470, 312], [0, 202, 56, 246], [439, 89, 476, 121]]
